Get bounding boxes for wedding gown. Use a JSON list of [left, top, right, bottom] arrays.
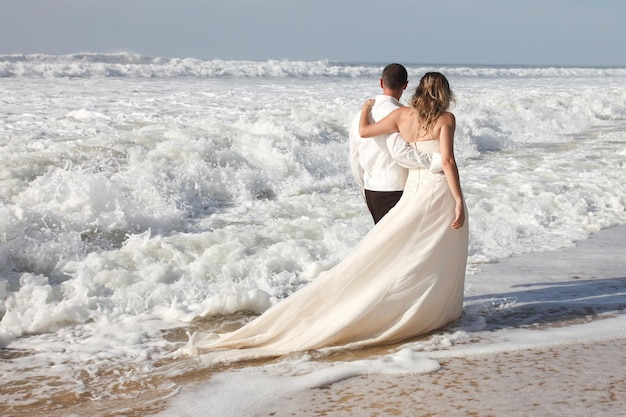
[[189, 140, 469, 363]]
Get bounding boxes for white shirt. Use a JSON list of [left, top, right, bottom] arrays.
[[349, 95, 441, 192]]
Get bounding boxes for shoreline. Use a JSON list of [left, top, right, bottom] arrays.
[[269, 336, 626, 417], [159, 224, 626, 417], [2, 225, 624, 417]]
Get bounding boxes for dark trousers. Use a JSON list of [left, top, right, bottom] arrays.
[[365, 189, 403, 224]]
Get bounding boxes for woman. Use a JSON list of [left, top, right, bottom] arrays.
[[359, 71, 466, 230], [188, 72, 469, 364]]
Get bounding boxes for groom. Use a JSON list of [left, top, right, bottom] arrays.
[[349, 63, 441, 223]]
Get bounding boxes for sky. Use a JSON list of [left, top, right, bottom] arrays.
[[1, 0, 625, 67]]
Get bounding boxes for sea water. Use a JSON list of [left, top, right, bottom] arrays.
[[0, 54, 625, 415]]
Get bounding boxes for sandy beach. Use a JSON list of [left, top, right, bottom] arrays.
[[4, 336, 623, 416], [2, 225, 625, 417], [276, 226, 626, 417], [154, 225, 626, 417], [1, 225, 623, 417], [268, 338, 626, 417]]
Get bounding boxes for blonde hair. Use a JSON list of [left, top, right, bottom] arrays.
[[409, 72, 454, 135]]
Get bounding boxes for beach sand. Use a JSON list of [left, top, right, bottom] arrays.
[[163, 224, 626, 417], [258, 225, 626, 417], [5, 336, 623, 416], [268, 338, 626, 417], [2, 226, 625, 417]]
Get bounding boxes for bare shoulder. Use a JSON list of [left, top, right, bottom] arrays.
[[434, 112, 456, 141], [394, 106, 411, 116], [388, 106, 411, 122], [439, 111, 456, 125]]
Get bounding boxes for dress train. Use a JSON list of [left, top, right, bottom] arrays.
[[189, 140, 469, 363]]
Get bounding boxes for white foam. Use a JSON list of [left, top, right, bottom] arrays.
[[3, 53, 626, 79]]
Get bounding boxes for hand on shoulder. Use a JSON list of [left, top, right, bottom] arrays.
[[362, 98, 376, 111]]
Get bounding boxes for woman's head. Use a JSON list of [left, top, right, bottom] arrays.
[[410, 72, 454, 134]]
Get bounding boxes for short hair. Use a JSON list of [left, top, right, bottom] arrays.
[[381, 63, 408, 90]]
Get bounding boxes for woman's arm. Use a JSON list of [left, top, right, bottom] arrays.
[[438, 112, 466, 229], [358, 99, 401, 138]]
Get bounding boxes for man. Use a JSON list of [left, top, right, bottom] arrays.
[[349, 63, 442, 223]]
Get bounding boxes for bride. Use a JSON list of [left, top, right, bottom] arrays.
[[187, 72, 469, 363]]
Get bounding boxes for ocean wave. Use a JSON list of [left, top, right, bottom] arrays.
[[2, 53, 626, 79]]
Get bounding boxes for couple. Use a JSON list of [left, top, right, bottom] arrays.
[[350, 63, 444, 224], [187, 65, 469, 363]]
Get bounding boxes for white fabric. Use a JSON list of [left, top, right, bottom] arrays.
[[349, 95, 440, 193], [192, 140, 469, 364], [387, 133, 443, 172]]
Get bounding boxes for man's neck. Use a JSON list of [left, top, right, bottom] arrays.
[[382, 88, 403, 101]]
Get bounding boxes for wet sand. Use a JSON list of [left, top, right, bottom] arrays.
[[263, 225, 626, 417], [4, 337, 623, 417], [2, 225, 625, 416], [270, 338, 626, 417]]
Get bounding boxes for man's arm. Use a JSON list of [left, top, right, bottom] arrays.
[[387, 133, 443, 172], [348, 115, 366, 195]]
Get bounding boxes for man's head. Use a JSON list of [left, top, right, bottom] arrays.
[[380, 63, 408, 99]]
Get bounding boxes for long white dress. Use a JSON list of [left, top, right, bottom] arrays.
[[190, 140, 469, 363]]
